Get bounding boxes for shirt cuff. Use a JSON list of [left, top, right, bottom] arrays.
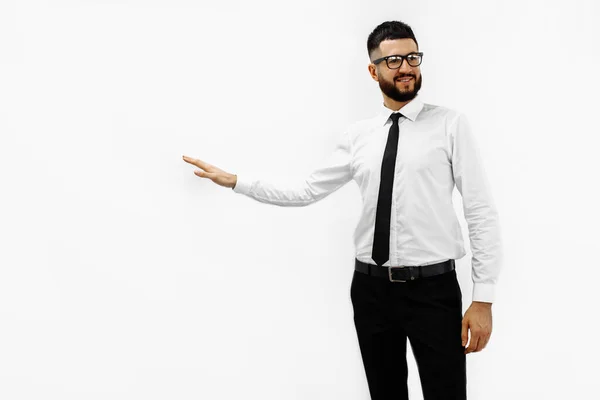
[[472, 282, 495, 303], [232, 174, 253, 195]]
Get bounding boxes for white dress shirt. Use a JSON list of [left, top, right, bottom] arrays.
[[232, 94, 502, 303]]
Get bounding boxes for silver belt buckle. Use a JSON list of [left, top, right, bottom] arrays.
[[389, 266, 407, 282]]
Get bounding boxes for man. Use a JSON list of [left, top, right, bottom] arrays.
[[183, 20, 502, 400]]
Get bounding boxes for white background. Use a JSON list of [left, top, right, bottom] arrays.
[[1, 0, 599, 399]]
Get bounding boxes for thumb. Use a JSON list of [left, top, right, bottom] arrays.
[[461, 317, 469, 347]]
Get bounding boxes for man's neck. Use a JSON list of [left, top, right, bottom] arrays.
[[383, 98, 412, 112]]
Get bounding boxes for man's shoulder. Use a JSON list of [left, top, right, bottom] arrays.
[[419, 101, 462, 120], [418, 102, 472, 135]]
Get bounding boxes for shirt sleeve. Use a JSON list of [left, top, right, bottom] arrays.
[[231, 130, 354, 207], [450, 113, 503, 303]]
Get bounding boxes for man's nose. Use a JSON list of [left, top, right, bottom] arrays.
[[398, 58, 413, 73]]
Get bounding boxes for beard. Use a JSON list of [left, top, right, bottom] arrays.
[[378, 73, 422, 102]]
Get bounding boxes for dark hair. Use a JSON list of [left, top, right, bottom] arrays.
[[367, 21, 419, 61]]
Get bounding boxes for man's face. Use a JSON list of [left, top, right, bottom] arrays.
[[370, 39, 422, 102]]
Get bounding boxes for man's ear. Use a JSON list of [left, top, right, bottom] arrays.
[[368, 64, 379, 82]]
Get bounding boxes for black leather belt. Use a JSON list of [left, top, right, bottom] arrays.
[[355, 258, 455, 282]]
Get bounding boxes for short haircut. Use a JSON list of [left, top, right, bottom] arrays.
[[367, 20, 419, 61]]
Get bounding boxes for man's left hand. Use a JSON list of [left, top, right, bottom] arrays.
[[461, 301, 493, 354]]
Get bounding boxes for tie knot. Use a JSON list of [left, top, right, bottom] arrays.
[[389, 112, 403, 124]]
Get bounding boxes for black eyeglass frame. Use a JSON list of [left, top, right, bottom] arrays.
[[371, 52, 424, 69]]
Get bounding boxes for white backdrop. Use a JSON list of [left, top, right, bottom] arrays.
[[1, 0, 599, 399]]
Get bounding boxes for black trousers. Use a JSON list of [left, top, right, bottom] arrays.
[[350, 265, 467, 400]]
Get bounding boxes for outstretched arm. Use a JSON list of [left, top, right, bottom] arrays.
[[184, 130, 354, 207]]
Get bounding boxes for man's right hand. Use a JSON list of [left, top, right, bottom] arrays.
[[182, 155, 237, 189]]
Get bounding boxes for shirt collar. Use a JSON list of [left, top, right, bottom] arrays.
[[376, 94, 425, 126]]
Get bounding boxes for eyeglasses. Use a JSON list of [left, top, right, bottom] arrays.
[[371, 52, 424, 69]]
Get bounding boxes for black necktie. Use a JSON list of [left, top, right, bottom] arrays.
[[371, 112, 403, 266]]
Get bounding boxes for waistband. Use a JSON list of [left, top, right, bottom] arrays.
[[355, 258, 455, 282]]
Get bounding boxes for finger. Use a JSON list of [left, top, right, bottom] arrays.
[[182, 155, 200, 166], [475, 334, 490, 352], [465, 334, 480, 354], [474, 327, 492, 352], [183, 155, 210, 169], [461, 318, 469, 347]]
